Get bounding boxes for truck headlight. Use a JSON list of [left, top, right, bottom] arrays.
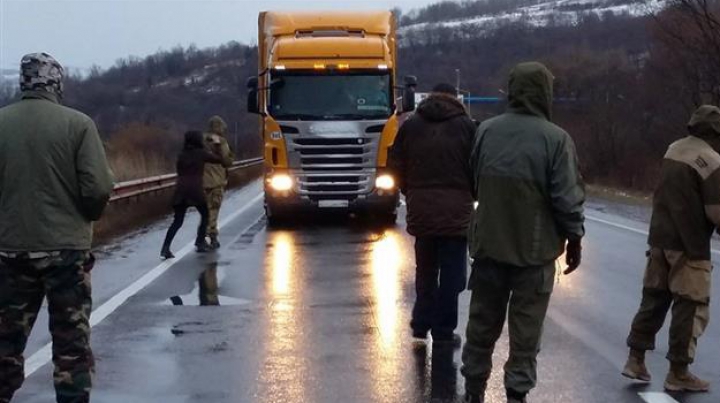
[[269, 174, 293, 191], [375, 174, 395, 190]]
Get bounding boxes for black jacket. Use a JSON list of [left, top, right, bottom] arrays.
[[173, 132, 222, 207], [389, 94, 476, 237]]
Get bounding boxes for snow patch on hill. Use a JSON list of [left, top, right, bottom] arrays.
[[401, 0, 668, 35]]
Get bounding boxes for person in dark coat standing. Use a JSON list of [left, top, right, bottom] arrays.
[[161, 131, 222, 258], [388, 83, 476, 347]]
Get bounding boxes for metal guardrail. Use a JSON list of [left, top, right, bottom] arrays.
[[110, 157, 264, 203]]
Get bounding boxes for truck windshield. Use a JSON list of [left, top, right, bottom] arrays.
[[269, 72, 392, 121]]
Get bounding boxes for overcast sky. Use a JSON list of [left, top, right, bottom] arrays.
[[0, 0, 438, 72]]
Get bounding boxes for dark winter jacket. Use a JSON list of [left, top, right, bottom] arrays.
[[173, 131, 222, 207], [388, 93, 476, 237]]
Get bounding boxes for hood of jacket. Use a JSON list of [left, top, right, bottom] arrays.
[[507, 62, 554, 121], [688, 105, 720, 139], [416, 93, 467, 122], [208, 115, 228, 136]]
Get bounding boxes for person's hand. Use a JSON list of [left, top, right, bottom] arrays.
[[564, 238, 582, 275], [211, 134, 221, 145]]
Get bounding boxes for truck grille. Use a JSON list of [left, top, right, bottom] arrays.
[[287, 135, 380, 197]]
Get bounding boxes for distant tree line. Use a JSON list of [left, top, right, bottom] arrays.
[[0, 0, 717, 188]]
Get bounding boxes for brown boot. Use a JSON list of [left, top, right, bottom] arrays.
[[664, 365, 710, 392], [622, 351, 651, 382]]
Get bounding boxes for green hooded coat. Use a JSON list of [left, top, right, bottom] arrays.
[[468, 62, 585, 267], [202, 116, 234, 189], [0, 91, 114, 251]]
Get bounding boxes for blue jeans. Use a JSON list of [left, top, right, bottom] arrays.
[[411, 236, 468, 339]]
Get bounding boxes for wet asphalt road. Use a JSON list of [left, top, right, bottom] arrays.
[[12, 181, 720, 403]]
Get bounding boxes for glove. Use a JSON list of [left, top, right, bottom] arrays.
[[564, 238, 582, 275]]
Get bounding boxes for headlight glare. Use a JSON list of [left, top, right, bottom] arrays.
[[375, 174, 395, 190], [269, 174, 293, 191]]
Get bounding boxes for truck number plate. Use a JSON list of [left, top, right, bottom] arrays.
[[318, 200, 349, 208]]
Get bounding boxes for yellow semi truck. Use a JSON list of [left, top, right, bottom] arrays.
[[247, 10, 416, 225]]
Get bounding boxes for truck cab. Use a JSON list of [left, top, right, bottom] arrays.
[[247, 11, 416, 225]]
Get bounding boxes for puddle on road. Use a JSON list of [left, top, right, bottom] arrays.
[[163, 261, 252, 307]]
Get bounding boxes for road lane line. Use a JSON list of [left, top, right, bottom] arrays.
[[638, 392, 680, 403], [586, 214, 720, 256], [24, 192, 264, 377], [585, 214, 649, 236]]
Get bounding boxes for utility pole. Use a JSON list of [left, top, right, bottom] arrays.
[[455, 68, 460, 97]]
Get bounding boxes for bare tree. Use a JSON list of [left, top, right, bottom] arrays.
[[653, 0, 720, 105]]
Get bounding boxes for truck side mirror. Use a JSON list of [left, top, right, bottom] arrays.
[[402, 75, 417, 113], [246, 76, 260, 115]]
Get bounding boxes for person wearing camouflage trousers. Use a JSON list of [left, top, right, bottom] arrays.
[[203, 116, 234, 249], [0, 53, 113, 403], [623, 105, 720, 393]]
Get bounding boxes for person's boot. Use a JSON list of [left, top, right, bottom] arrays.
[[622, 349, 651, 382], [464, 392, 483, 403], [664, 363, 710, 392], [209, 235, 220, 250], [507, 388, 527, 403], [195, 241, 212, 253], [161, 238, 174, 259]]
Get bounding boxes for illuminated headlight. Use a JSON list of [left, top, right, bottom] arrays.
[[375, 174, 395, 190], [269, 174, 293, 191]]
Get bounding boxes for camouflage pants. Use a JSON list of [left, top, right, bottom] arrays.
[[204, 186, 224, 237], [461, 258, 555, 398], [627, 248, 712, 364], [0, 251, 94, 403]]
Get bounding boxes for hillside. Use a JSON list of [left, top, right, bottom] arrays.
[[1, 0, 717, 190]]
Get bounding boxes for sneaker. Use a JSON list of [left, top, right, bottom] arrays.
[[464, 392, 483, 403], [160, 249, 175, 259], [209, 236, 220, 250], [621, 355, 651, 382], [664, 369, 710, 392], [433, 333, 462, 349]]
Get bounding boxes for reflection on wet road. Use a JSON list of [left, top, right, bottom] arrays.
[[12, 190, 720, 403]]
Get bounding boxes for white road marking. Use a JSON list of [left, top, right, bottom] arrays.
[[25, 193, 264, 377], [638, 392, 680, 403], [586, 214, 720, 256]]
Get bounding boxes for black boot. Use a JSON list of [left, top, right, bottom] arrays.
[[161, 235, 175, 259], [195, 241, 211, 253], [209, 235, 220, 249], [465, 392, 483, 403]]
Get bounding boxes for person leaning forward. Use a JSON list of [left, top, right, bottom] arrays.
[[0, 53, 114, 403], [202, 116, 234, 249], [461, 62, 585, 403], [622, 105, 720, 393], [389, 82, 475, 348]]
